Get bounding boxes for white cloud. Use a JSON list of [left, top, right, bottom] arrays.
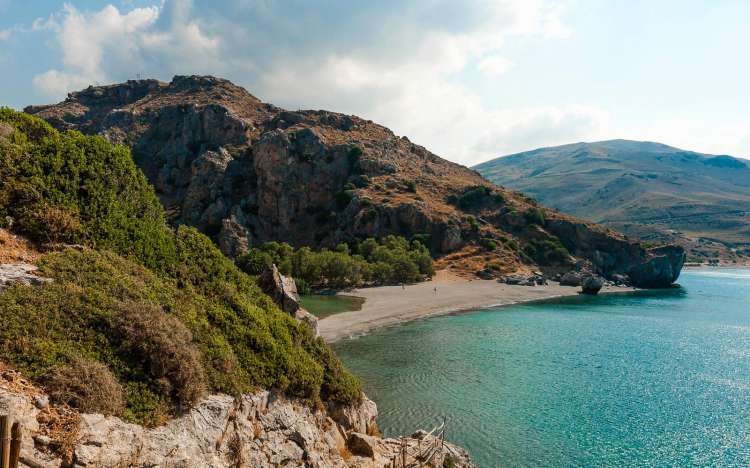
[[477, 55, 514, 77], [28, 0, 587, 165], [32, 1, 219, 99]]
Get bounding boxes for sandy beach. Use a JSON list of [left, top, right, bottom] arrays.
[[319, 273, 635, 342]]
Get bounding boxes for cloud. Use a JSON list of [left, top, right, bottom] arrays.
[[32, 1, 219, 97], [27, 0, 586, 165]]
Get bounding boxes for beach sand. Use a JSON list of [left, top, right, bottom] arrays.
[[319, 272, 634, 342]]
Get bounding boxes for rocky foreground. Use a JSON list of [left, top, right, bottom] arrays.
[[0, 368, 472, 468]]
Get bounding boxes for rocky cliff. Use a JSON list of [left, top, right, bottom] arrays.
[[0, 367, 472, 467], [26, 76, 684, 286]]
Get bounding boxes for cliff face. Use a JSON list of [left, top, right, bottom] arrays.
[[26, 75, 684, 286], [0, 369, 473, 467]]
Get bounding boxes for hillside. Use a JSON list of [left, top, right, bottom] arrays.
[[26, 76, 683, 287], [0, 109, 359, 424], [475, 140, 750, 263]]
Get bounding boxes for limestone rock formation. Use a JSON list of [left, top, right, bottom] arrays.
[[581, 275, 604, 295], [258, 264, 320, 336], [559, 271, 582, 287], [0, 374, 474, 468], [27, 75, 685, 287], [258, 264, 300, 313], [0, 263, 51, 291]]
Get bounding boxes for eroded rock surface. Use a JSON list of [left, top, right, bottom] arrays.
[[0, 263, 51, 291], [27, 75, 684, 287], [0, 377, 474, 468]]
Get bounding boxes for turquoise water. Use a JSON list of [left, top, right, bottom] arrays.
[[334, 269, 750, 467]]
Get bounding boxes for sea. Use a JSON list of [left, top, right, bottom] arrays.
[[333, 268, 750, 467]]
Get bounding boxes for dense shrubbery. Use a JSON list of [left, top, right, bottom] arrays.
[[0, 109, 361, 425], [237, 235, 435, 289], [447, 185, 505, 210], [524, 238, 571, 265], [524, 208, 546, 226], [0, 109, 176, 272]]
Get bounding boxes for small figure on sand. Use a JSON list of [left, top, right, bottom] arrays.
[[401, 283, 405, 290], [433, 286, 437, 294]]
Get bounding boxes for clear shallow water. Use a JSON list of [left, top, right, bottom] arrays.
[[334, 269, 750, 467]]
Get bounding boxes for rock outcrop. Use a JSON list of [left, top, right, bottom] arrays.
[[580, 275, 604, 295], [0, 263, 52, 291], [0, 371, 474, 468], [26, 75, 684, 287], [258, 264, 320, 336]]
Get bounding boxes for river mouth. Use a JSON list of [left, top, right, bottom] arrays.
[[334, 269, 750, 467]]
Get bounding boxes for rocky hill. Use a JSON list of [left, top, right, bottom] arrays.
[[0, 109, 473, 467], [26, 76, 684, 286], [475, 140, 750, 263]]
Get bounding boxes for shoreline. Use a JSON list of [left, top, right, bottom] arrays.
[[319, 275, 636, 342]]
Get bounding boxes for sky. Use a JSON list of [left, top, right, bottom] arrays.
[[1, 0, 749, 165]]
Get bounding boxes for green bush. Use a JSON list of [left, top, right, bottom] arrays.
[[524, 208, 546, 226], [0, 108, 177, 272], [0, 110, 362, 425], [350, 174, 370, 188], [448, 185, 504, 210], [524, 238, 570, 265], [479, 237, 497, 251], [238, 235, 435, 289]]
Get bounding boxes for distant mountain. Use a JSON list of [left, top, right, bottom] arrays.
[[475, 140, 750, 262]]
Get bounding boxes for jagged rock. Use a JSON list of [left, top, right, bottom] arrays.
[[27, 75, 684, 288], [627, 245, 685, 288], [347, 432, 377, 458], [581, 276, 604, 295], [0, 264, 52, 291], [258, 264, 300, 313], [559, 271, 582, 287], [217, 216, 250, 258], [611, 274, 630, 286], [295, 308, 320, 337], [0, 381, 475, 468]]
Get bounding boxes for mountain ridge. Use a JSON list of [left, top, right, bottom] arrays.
[[475, 139, 750, 262], [26, 76, 684, 286]]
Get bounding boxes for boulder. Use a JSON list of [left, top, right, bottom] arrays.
[[627, 245, 685, 288], [295, 308, 320, 337], [559, 271, 582, 286], [0, 264, 52, 291], [581, 275, 604, 295], [347, 432, 377, 458], [258, 264, 301, 313]]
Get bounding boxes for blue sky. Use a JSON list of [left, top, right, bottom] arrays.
[[1, 0, 749, 164]]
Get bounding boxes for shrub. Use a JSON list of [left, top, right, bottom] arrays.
[[112, 301, 207, 408], [46, 355, 125, 416], [405, 181, 417, 193], [467, 216, 480, 232], [479, 237, 497, 251], [524, 238, 571, 265], [19, 204, 82, 243], [335, 190, 355, 209], [448, 185, 504, 210], [0, 110, 363, 424], [0, 108, 176, 272], [237, 249, 274, 275], [350, 175, 370, 188], [524, 208, 546, 226]]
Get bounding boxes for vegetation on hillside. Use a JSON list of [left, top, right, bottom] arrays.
[[0, 109, 361, 425], [237, 236, 435, 290]]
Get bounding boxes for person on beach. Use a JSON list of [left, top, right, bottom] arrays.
[[434, 286, 437, 294]]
